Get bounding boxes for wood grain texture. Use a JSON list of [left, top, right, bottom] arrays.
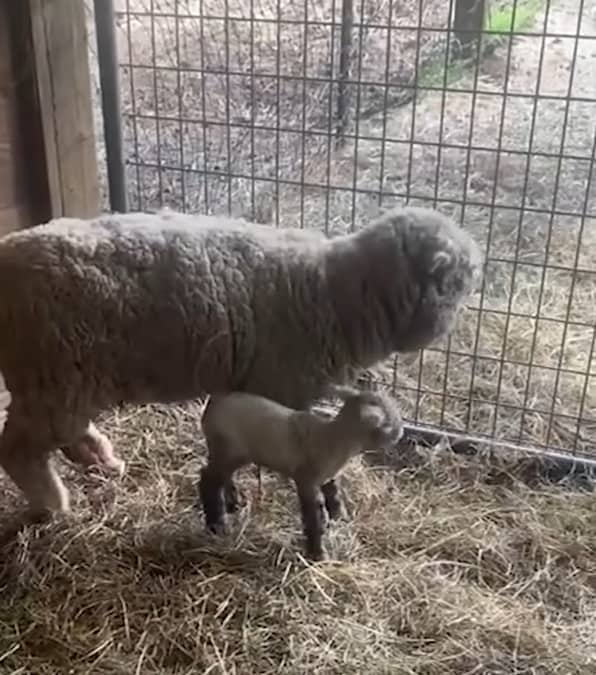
[[0, 1, 32, 235], [28, 0, 100, 218]]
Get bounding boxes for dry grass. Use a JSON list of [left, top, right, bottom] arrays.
[[2, 402, 596, 674]]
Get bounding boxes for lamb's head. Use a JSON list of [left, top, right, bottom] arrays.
[[326, 206, 483, 358], [338, 390, 404, 451]]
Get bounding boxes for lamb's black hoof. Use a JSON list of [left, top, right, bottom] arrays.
[[321, 481, 346, 521], [224, 480, 241, 514], [305, 544, 326, 561], [205, 519, 227, 536], [325, 500, 347, 522]]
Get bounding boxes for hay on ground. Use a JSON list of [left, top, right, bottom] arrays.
[[1, 401, 596, 674]]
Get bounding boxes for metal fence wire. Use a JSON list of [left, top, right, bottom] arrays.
[[95, 0, 596, 460]]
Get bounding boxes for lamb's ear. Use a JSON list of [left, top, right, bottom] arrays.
[[390, 424, 405, 442], [326, 383, 360, 401], [359, 404, 385, 428]]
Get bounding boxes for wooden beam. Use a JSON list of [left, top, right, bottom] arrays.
[[28, 0, 100, 219], [0, 0, 52, 233], [0, 0, 26, 235]]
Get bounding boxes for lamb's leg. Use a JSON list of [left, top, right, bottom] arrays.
[[223, 478, 240, 514], [62, 423, 125, 475], [295, 480, 327, 561], [199, 464, 229, 534], [321, 478, 346, 521], [0, 432, 69, 519]]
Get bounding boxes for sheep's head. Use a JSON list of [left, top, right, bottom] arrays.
[[376, 206, 483, 351], [339, 389, 404, 450], [327, 206, 483, 359]]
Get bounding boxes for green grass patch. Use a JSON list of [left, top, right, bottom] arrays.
[[486, 0, 545, 35], [417, 57, 467, 89], [415, 0, 545, 92]]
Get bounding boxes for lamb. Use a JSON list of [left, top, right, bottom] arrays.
[[0, 206, 482, 519], [199, 388, 404, 559]]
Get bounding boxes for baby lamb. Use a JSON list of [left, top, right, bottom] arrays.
[[199, 388, 404, 560]]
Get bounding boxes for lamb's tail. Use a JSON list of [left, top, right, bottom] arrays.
[[0, 370, 12, 436]]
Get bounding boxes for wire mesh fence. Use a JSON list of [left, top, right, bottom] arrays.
[[97, 0, 596, 459]]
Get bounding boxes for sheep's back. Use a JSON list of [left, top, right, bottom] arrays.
[[0, 212, 333, 412]]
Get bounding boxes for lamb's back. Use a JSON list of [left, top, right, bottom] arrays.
[[203, 393, 302, 474]]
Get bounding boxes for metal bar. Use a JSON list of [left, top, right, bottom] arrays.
[[336, 0, 353, 140], [112, 9, 596, 40], [93, 0, 128, 213], [119, 62, 596, 106], [117, 110, 596, 163], [311, 402, 596, 470]]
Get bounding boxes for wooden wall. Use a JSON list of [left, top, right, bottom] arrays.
[[0, 2, 43, 235], [0, 0, 99, 237]]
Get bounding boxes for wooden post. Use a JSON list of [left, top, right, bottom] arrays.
[[28, 0, 100, 219], [452, 0, 488, 59], [0, 0, 52, 233]]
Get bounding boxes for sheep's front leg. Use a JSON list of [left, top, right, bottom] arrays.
[[0, 431, 69, 519], [62, 423, 125, 475], [295, 480, 327, 561], [321, 478, 346, 521]]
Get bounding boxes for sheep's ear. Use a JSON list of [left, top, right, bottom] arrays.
[[360, 404, 385, 428], [430, 249, 454, 274]]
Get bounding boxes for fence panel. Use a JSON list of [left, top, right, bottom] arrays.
[[103, 0, 595, 458]]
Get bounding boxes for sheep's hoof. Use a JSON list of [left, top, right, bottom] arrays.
[[101, 456, 126, 477], [25, 502, 70, 525]]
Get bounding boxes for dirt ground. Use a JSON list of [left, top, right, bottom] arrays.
[[1, 2, 594, 674]]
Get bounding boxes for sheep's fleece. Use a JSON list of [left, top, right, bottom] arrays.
[[0, 206, 482, 508]]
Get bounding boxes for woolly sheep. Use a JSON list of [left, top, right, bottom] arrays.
[[0, 206, 482, 519], [199, 388, 404, 559]]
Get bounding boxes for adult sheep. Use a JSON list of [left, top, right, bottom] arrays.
[[0, 206, 482, 518]]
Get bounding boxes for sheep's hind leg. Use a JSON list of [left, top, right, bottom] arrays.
[[295, 480, 327, 561], [321, 479, 346, 521], [62, 423, 125, 475], [0, 432, 69, 520]]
